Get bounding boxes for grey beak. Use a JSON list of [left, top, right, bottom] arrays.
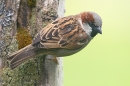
[[96, 27, 102, 34]]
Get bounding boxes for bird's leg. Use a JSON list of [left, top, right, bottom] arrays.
[[46, 55, 59, 65], [53, 57, 59, 65]]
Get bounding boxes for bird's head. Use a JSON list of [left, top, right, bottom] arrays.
[[81, 11, 102, 37]]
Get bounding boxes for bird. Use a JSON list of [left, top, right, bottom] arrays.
[[7, 11, 102, 69]]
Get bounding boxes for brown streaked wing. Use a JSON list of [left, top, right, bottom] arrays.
[[33, 14, 88, 49]]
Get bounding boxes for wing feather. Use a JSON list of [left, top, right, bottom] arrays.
[[32, 14, 88, 49]]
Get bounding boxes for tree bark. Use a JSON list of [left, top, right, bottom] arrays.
[[0, 0, 20, 85], [0, 0, 65, 86], [0, 0, 19, 68]]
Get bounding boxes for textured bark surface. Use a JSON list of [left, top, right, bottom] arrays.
[[0, 0, 19, 68], [17, 0, 31, 28], [0, 0, 65, 86], [0, 0, 20, 85]]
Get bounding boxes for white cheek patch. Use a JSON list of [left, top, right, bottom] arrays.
[[78, 19, 92, 36], [82, 23, 92, 36]]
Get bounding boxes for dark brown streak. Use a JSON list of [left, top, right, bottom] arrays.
[[60, 24, 74, 35], [68, 31, 77, 39], [52, 29, 58, 36], [59, 39, 66, 44], [46, 29, 54, 39], [53, 25, 58, 28], [52, 20, 58, 24], [74, 37, 79, 42], [58, 18, 72, 27], [61, 42, 69, 47], [41, 27, 52, 40], [79, 39, 87, 43]]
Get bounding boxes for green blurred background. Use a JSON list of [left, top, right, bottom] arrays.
[[64, 0, 130, 86]]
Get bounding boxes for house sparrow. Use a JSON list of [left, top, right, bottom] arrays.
[[7, 11, 102, 69]]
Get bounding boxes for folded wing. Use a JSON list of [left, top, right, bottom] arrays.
[[33, 15, 88, 49]]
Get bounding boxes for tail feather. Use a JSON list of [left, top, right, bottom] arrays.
[[7, 44, 36, 69]]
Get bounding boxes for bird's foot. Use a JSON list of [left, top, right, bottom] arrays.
[[53, 57, 59, 65], [46, 55, 59, 65]]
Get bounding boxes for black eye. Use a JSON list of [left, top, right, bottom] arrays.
[[94, 25, 99, 28], [88, 22, 96, 27]]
